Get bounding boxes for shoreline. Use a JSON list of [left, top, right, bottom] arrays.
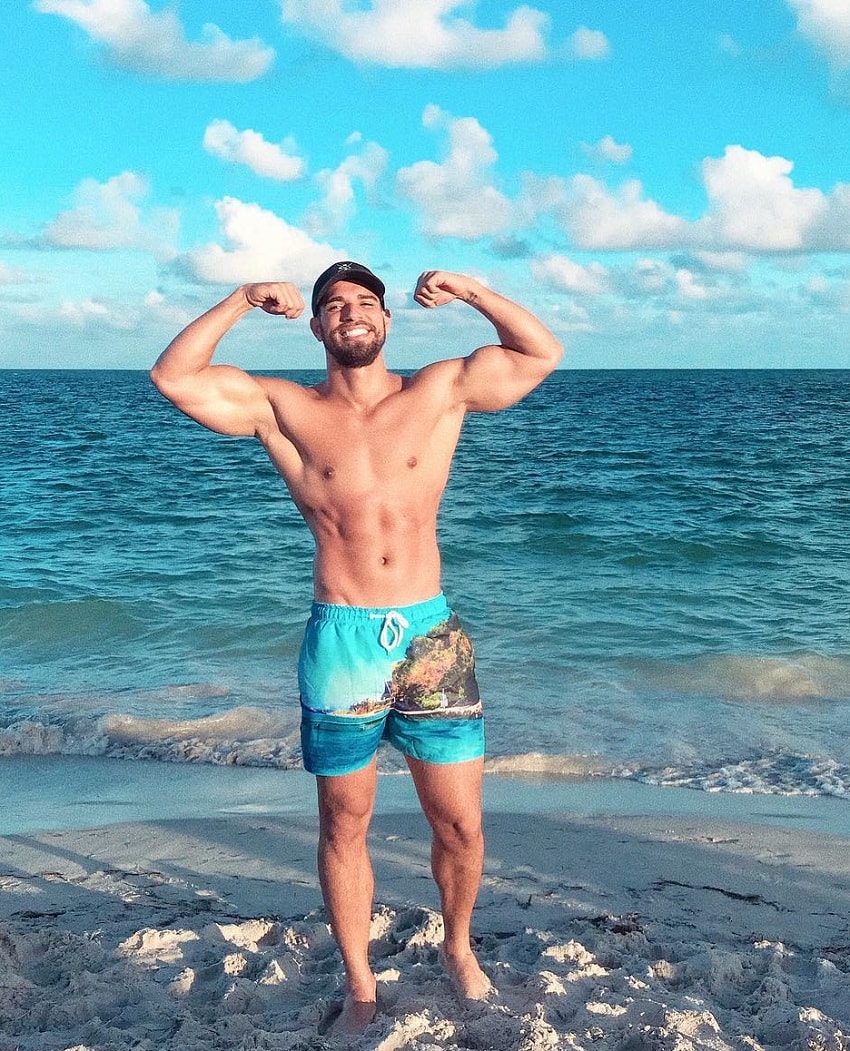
[[4, 752, 850, 838]]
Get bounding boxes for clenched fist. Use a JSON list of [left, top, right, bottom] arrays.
[[244, 282, 305, 318], [414, 271, 482, 309]]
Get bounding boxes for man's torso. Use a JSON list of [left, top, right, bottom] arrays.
[[255, 364, 467, 606]]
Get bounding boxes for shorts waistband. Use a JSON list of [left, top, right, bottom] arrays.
[[308, 593, 448, 624]]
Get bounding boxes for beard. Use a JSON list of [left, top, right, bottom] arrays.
[[321, 322, 386, 369]]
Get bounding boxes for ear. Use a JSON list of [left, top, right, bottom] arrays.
[[309, 316, 324, 342]]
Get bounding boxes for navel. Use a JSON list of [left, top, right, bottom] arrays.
[[407, 456, 418, 469]]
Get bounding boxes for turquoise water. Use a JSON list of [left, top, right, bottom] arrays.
[[3, 369, 850, 797]]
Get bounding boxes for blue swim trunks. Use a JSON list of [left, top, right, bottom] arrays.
[[298, 593, 484, 776]]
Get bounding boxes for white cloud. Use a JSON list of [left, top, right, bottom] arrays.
[[34, 0, 273, 82], [690, 251, 749, 273], [532, 254, 732, 306], [523, 144, 850, 255], [674, 268, 709, 300], [185, 197, 342, 285], [582, 135, 632, 165], [523, 172, 690, 250], [566, 25, 611, 61], [305, 139, 390, 237], [37, 289, 196, 335], [631, 258, 673, 295], [203, 120, 305, 182], [531, 255, 610, 295], [816, 182, 850, 248], [59, 297, 110, 325], [787, 0, 850, 69], [56, 295, 155, 331], [0, 262, 29, 284], [396, 106, 512, 239], [43, 171, 178, 253], [279, 0, 548, 69], [700, 145, 827, 251]]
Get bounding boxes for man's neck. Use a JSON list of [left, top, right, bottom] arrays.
[[321, 355, 401, 410]]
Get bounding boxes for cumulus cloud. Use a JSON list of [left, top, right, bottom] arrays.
[[203, 120, 305, 182], [34, 0, 273, 82], [279, 0, 548, 69], [43, 289, 195, 334], [675, 267, 710, 300], [523, 144, 850, 254], [581, 135, 632, 165], [787, 0, 850, 69], [59, 297, 111, 325], [687, 251, 750, 273], [184, 197, 341, 285], [530, 253, 743, 317], [305, 136, 390, 237], [531, 255, 610, 295], [700, 145, 827, 251], [566, 25, 611, 61], [522, 172, 690, 250], [396, 105, 512, 240], [43, 171, 178, 253]]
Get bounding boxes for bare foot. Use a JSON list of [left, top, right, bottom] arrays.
[[330, 992, 378, 1036], [440, 947, 494, 1001]]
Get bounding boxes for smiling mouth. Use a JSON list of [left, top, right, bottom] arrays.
[[340, 326, 372, 338]]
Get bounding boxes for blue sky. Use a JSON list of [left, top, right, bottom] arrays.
[[2, 0, 850, 370]]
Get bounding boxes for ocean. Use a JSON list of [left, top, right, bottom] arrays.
[[3, 368, 850, 800]]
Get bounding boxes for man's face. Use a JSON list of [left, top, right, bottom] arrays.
[[310, 280, 390, 368]]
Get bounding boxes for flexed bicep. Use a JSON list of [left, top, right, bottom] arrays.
[[413, 272, 563, 412], [151, 284, 304, 437], [455, 344, 558, 413], [156, 364, 276, 437]]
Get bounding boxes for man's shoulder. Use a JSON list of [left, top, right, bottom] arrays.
[[405, 356, 464, 390], [401, 357, 467, 410], [257, 374, 322, 402]]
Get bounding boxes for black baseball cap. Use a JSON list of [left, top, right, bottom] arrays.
[[311, 260, 386, 316]]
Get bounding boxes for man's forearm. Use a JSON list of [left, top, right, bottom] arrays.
[[151, 287, 253, 385], [464, 281, 562, 366]]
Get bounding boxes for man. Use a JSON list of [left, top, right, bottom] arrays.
[[150, 261, 562, 1033]]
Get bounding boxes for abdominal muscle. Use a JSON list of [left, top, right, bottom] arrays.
[[305, 493, 444, 607]]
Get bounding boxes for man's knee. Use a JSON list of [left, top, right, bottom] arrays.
[[427, 806, 483, 852], [317, 769, 376, 845]]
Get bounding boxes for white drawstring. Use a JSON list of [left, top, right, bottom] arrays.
[[370, 610, 410, 653]]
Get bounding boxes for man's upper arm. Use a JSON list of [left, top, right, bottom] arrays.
[[453, 343, 559, 413], [151, 363, 276, 438]]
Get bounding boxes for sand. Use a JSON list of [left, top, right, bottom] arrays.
[[1, 759, 849, 1050]]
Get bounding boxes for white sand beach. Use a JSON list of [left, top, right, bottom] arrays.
[[1, 758, 849, 1050]]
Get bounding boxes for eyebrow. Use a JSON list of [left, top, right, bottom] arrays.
[[324, 291, 380, 306]]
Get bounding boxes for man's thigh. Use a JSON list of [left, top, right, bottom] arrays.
[[404, 754, 484, 831], [316, 758, 379, 830]]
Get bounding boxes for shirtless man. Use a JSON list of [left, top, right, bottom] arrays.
[[150, 261, 562, 1032]]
